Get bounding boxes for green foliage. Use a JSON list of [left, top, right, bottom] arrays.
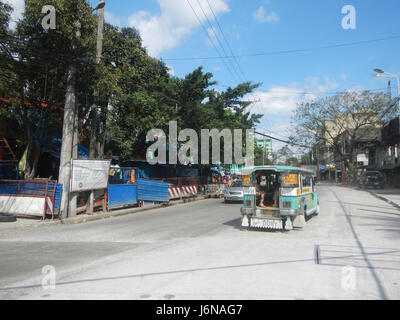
[[292, 91, 390, 148], [292, 90, 392, 183], [0, 0, 263, 176], [107, 62, 262, 161], [0, 1, 11, 36], [0, 0, 97, 177]]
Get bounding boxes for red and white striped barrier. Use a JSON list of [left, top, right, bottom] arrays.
[[169, 185, 198, 200]]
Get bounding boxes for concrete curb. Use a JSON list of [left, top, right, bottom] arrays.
[[0, 195, 213, 231], [366, 190, 400, 210]]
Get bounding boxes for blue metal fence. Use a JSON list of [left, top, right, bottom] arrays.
[[107, 184, 137, 209], [137, 178, 169, 202], [107, 167, 169, 209], [53, 184, 62, 213], [0, 180, 58, 196]]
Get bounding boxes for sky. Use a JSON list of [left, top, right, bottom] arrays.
[[6, 0, 400, 153]]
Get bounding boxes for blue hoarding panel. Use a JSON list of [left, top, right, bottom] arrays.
[[108, 184, 137, 208], [53, 184, 62, 213], [0, 181, 58, 196], [137, 179, 169, 202]]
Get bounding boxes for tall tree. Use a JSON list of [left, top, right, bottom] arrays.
[[0, 0, 96, 178], [292, 91, 394, 183], [107, 64, 262, 162]]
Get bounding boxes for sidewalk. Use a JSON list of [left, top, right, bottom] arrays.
[[365, 188, 400, 209], [0, 195, 210, 232], [318, 181, 400, 210]]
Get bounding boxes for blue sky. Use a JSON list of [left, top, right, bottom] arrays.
[[8, 0, 400, 152]]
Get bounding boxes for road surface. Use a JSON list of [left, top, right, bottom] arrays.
[[0, 184, 399, 299]]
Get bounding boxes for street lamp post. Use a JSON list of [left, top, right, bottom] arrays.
[[373, 68, 400, 114]]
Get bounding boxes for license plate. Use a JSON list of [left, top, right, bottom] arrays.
[[231, 196, 239, 199], [249, 218, 283, 229], [262, 210, 275, 215]]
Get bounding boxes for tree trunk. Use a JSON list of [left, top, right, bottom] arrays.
[[26, 120, 46, 179]]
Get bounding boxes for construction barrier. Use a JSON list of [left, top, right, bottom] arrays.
[[0, 180, 60, 219], [107, 184, 137, 209], [137, 179, 169, 202], [107, 167, 169, 210], [168, 185, 198, 200]]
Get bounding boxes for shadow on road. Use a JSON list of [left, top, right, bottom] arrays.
[[325, 200, 393, 210], [317, 244, 400, 272], [2, 244, 399, 293], [328, 187, 391, 300], [223, 217, 242, 230], [357, 208, 400, 217]]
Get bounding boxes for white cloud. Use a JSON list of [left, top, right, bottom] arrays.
[[248, 77, 340, 152], [128, 0, 229, 57], [253, 6, 279, 24], [246, 77, 339, 117], [206, 27, 218, 46], [167, 65, 174, 76], [249, 86, 304, 116], [4, 0, 24, 29], [104, 11, 124, 28]]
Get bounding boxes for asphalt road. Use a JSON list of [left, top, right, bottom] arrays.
[[0, 184, 399, 299]]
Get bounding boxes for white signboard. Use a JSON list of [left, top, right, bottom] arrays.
[[357, 154, 369, 165], [71, 160, 111, 192]]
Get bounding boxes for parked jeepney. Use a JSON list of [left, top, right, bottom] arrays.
[[240, 166, 319, 231]]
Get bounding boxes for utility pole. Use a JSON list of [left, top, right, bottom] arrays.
[[87, 0, 106, 214], [373, 68, 400, 115], [58, 21, 81, 219], [89, 0, 105, 159], [69, 99, 79, 217]]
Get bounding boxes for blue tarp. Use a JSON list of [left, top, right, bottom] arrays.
[[121, 161, 201, 180], [0, 162, 18, 180], [34, 132, 89, 159]]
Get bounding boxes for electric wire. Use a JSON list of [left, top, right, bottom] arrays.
[[162, 34, 400, 61], [185, 0, 241, 85]]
